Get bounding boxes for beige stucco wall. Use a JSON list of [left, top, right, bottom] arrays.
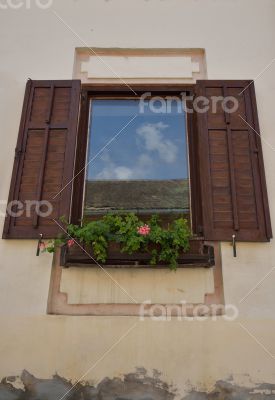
[[0, 0, 275, 396]]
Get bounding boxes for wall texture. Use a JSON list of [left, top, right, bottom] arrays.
[[0, 0, 275, 398]]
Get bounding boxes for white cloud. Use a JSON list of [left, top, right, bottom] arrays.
[[94, 122, 178, 180], [136, 153, 152, 170], [96, 164, 133, 180], [96, 155, 153, 180], [136, 122, 178, 163], [95, 152, 134, 179], [114, 166, 133, 179]]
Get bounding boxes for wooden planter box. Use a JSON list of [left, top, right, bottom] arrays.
[[60, 238, 214, 268]]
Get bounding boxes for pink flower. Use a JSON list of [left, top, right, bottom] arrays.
[[67, 239, 75, 248], [137, 224, 151, 236], [39, 242, 46, 250]]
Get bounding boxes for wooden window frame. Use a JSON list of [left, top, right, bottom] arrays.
[[70, 84, 202, 237]]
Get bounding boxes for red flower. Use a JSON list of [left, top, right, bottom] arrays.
[[67, 239, 75, 247], [137, 224, 151, 236]]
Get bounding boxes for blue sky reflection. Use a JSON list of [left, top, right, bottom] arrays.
[[86, 99, 189, 181]]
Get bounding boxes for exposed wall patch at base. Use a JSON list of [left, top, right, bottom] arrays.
[[2, 369, 275, 400]]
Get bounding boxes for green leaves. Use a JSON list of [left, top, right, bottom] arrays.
[[46, 213, 191, 270], [148, 217, 191, 270], [67, 219, 110, 262]]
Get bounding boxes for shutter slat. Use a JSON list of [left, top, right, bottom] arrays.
[[196, 80, 272, 241], [3, 79, 81, 239], [32, 83, 55, 228]]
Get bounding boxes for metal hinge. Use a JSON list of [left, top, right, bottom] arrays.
[[15, 148, 23, 159]]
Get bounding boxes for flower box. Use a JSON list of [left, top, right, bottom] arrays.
[[60, 238, 214, 269]]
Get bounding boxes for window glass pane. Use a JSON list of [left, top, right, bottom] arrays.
[[84, 98, 190, 216]]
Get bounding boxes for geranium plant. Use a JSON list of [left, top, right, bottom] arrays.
[[40, 213, 191, 270]]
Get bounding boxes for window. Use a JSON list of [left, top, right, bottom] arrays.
[[84, 97, 190, 219], [3, 80, 272, 245]]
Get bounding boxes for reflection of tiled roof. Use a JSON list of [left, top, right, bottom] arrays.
[[85, 179, 189, 212]]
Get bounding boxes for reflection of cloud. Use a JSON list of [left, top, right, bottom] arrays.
[[136, 122, 178, 163], [96, 164, 133, 180], [136, 153, 153, 171], [95, 152, 129, 179], [96, 153, 153, 180], [94, 122, 177, 180]]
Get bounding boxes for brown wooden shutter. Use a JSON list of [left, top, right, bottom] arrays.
[[3, 79, 81, 239], [195, 80, 272, 241]]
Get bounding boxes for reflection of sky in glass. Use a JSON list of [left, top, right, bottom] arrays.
[[86, 99, 188, 181]]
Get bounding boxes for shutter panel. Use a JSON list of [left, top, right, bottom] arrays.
[[196, 80, 272, 241], [3, 80, 81, 239]]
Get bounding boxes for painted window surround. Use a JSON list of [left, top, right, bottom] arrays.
[[46, 48, 224, 316]]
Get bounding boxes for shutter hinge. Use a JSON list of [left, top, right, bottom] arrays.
[[198, 225, 203, 235], [15, 148, 23, 159]]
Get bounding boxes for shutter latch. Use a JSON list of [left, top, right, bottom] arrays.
[[232, 234, 237, 257], [36, 233, 43, 256]]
